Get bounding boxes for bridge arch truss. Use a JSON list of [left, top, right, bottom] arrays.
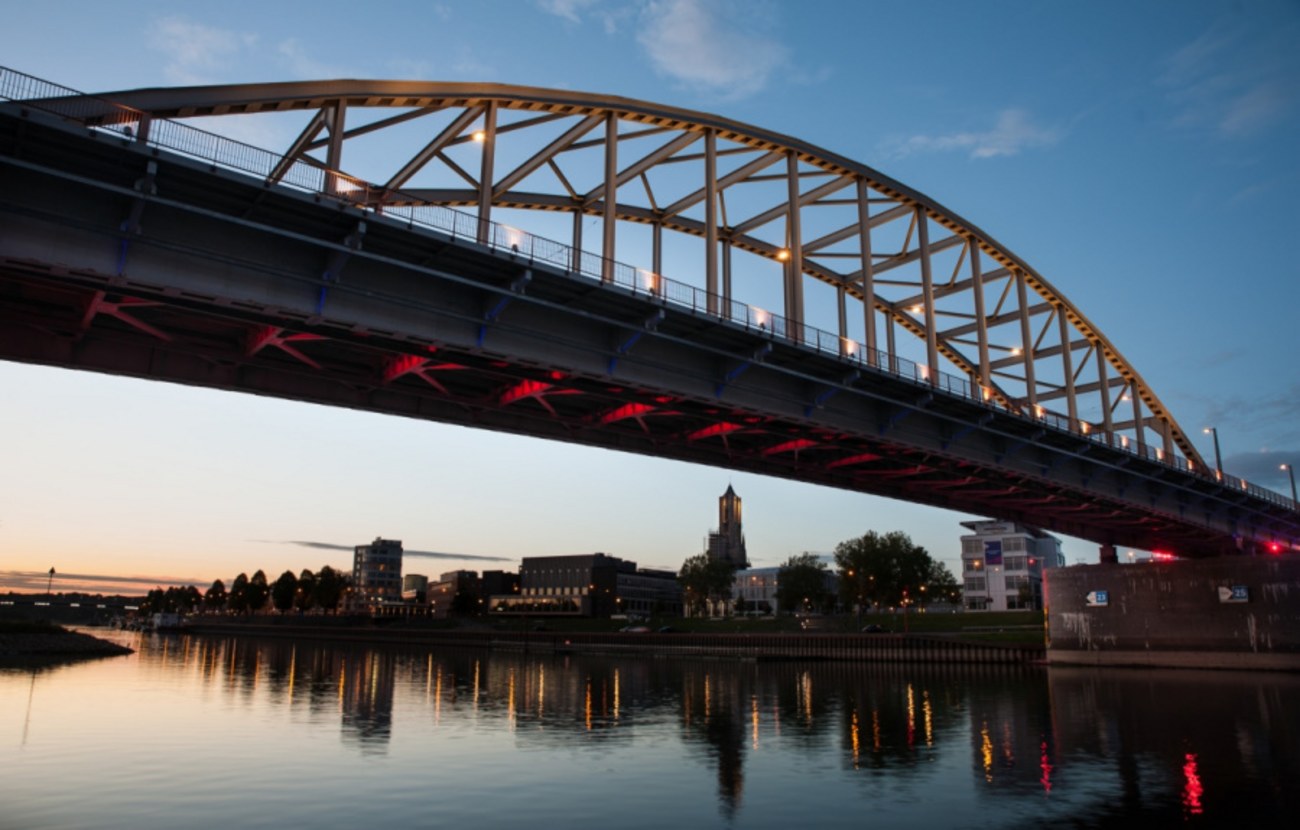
[[46, 76, 1201, 470], [4, 67, 1297, 556]]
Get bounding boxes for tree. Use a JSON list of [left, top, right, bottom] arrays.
[[313, 565, 347, 613], [271, 570, 298, 613], [775, 552, 830, 614], [928, 561, 961, 607], [227, 573, 250, 614], [204, 579, 227, 612], [140, 587, 166, 615], [834, 530, 943, 612], [247, 570, 270, 613], [678, 554, 736, 616], [295, 569, 316, 612]]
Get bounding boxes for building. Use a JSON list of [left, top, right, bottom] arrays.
[[352, 537, 403, 611], [959, 521, 1065, 611], [707, 485, 749, 569], [733, 567, 780, 615], [401, 574, 428, 604], [616, 567, 683, 618], [490, 553, 680, 618], [428, 570, 481, 618], [480, 569, 520, 599]]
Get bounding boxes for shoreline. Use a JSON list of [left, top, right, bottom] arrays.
[[184, 622, 1045, 665], [0, 628, 134, 661]]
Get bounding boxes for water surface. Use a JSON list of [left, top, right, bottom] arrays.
[[2, 631, 1297, 828]]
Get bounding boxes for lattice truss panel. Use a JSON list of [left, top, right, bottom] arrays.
[[69, 81, 1201, 466]]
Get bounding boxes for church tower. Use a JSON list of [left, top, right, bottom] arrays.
[[707, 485, 749, 568]]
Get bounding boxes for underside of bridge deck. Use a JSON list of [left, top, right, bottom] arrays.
[[1, 104, 1296, 556]]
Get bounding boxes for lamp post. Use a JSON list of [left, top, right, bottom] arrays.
[[1203, 427, 1223, 478], [46, 567, 55, 596], [1282, 463, 1298, 505]]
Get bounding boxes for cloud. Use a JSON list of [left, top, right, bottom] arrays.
[[1159, 21, 1299, 139], [273, 540, 511, 562], [148, 17, 257, 85], [1218, 83, 1291, 137], [407, 549, 513, 563], [0, 570, 207, 593], [277, 38, 352, 80], [635, 0, 788, 99], [883, 109, 1062, 160], [537, 0, 607, 23], [1202, 383, 1300, 447], [1221, 450, 1300, 491]]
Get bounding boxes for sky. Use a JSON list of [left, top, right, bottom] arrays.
[[1, 0, 1298, 594]]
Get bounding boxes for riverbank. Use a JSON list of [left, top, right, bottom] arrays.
[[0, 621, 134, 660], [185, 620, 1045, 664]]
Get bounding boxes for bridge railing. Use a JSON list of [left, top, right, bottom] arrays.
[[2, 66, 1293, 512]]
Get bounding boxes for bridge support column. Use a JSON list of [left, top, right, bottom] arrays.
[[1099, 543, 1118, 564]]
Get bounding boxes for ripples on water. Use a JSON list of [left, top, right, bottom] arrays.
[[2, 630, 1298, 829]]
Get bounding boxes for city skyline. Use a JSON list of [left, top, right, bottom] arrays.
[[2, 1, 1298, 593]]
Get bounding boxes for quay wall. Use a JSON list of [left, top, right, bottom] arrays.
[[184, 623, 1043, 665], [1044, 555, 1300, 670]]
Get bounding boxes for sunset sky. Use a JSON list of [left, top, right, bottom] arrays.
[[2, 0, 1297, 594]]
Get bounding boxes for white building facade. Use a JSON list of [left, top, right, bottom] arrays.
[[959, 521, 1065, 611]]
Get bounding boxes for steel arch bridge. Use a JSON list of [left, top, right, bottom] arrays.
[[0, 67, 1295, 557]]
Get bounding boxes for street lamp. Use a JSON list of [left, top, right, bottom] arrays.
[[1282, 463, 1298, 504], [1203, 427, 1223, 478], [46, 567, 55, 595]]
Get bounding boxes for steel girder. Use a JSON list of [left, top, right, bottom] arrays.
[[28, 76, 1204, 470], [1, 104, 1296, 558]]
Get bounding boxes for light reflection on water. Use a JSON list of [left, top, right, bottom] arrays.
[[2, 630, 1298, 829]]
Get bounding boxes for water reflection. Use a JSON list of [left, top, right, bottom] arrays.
[[6, 632, 1299, 828], [124, 635, 1300, 816]]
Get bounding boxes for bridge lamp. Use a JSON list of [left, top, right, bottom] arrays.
[[1203, 427, 1223, 477], [1282, 463, 1297, 504], [776, 248, 790, 262], [471, 130, 487, 143]]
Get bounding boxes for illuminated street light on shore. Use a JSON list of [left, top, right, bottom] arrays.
[[1203, 427, 1223, 478], [1282, 463, 1297, 504]]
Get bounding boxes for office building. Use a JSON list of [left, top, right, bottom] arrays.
[[352, 537, 403, 610], [959, 521, 1065, 611], [491, 553, 680, 618]]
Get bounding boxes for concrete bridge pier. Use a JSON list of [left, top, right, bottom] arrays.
[[1045, 555, 1300, 670]]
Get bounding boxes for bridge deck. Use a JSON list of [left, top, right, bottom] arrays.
[[1, 102, 1296, 556]]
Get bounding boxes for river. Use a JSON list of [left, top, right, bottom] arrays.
[[2, 630, 1297, 828]]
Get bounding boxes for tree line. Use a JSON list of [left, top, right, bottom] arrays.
[[138, 565, 351, 615], [678, 530, 960, 615]]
